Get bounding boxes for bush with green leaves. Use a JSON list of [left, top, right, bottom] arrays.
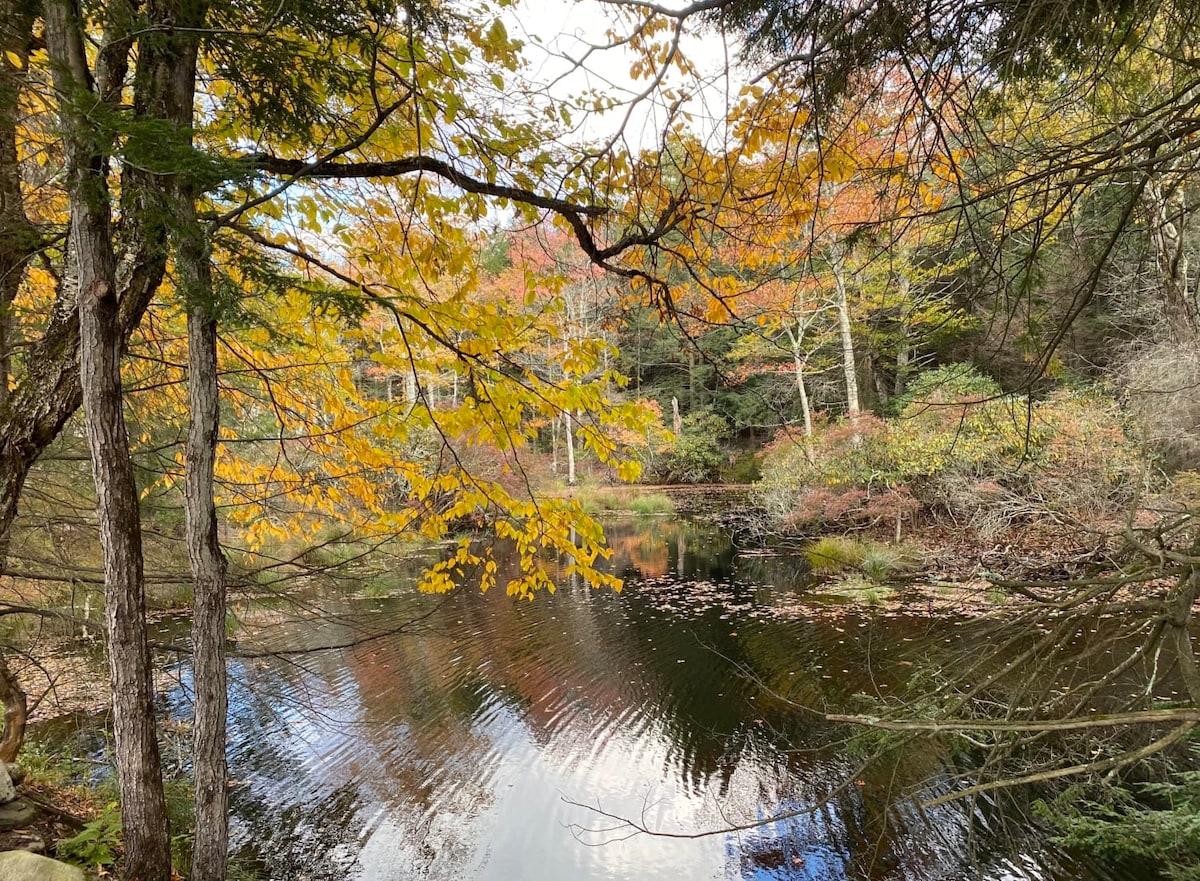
[[756, 414, 920, 531], [757, 364, 1147, 534], [1040, 767, 1200, 880], [59, 803, 123, 869], [665, 409, 731, 484]]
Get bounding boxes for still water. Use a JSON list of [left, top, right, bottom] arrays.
[[164, 516, 1131, 881]]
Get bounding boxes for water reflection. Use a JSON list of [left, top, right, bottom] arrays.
[[191, 517, 1119, 881]]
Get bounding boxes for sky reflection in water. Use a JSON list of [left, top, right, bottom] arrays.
[[203, 516, 1121, 881]]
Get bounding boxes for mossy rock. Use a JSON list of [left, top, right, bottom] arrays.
[[0, 851, 84, 881]]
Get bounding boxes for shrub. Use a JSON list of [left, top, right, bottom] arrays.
[[1029, 387, 1144, 518], [896, 361, 1002, 410], [757, 364, 1149, 535], [665, 409, 730, 483], [1124, 341, 1200, 470], [1041, 770, 1200, 881]]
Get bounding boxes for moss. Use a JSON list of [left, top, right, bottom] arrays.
[[816, 575, 897, 605]]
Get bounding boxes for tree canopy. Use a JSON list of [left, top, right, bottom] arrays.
[[4, 0, 1200, 876]]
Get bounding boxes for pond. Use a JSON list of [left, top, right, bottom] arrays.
[[159, 514, 1142, 880]]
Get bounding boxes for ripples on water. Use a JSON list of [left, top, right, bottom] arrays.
[[165, 516, 1131, 881]]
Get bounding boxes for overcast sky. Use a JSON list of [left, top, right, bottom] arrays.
[[507, 0, 745, 150]]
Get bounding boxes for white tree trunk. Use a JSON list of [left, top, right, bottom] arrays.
[[1146, 175, 1197, 342], [782, 325, 813, 439], [565, 409, 577, 485], [832, 247, 860, 416]]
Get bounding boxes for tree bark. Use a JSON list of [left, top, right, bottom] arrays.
[[185, 303, 229, 881], [782, 325, 813, 440], [565, 409, 577, 486], [1146, 175, 1198, 343], [79, 220, 172, 881], [0, 652, 26, 763], [44, 2, 171, 878], [178, 188, 229, 880], [0, 0, 36, 412], [831, 246, 860, 416]]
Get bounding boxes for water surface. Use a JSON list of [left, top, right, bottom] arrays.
[[169, 516, 1136, 881]]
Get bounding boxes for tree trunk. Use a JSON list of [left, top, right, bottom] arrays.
[[80, 233, 171, 881], [45, 1, 171, 877], [72, 133, 172, 881], [0, 1, 36, 412], [793, 355, 813, 438], [1146, 176, 1198, 343], [893, 275, 912, 398], [0, 1, 37, 571], [405, 363, 419, 415], [895, 342, 911, 397], [0, 652, 26, 763], [1168, 566, 1200, 707], [831, 247, 860, 416], [180, 219, 229, 881], [565, 409, 577, 486], [782, 323, 815, 463], [551, 411, 558, 473]]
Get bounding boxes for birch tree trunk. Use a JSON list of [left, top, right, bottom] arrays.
[[1146, 175, 1198, 343], [565, 409, 577, 486], [831, 246, 861, 416], [782, 325, 813, 440]]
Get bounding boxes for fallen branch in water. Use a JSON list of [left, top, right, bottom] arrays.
[[921, 721, 1198, 809], [825, 707, 1200, 733]]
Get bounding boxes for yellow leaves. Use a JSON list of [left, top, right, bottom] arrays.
[[484, 18, 508, 49], [615, 460, 643, 483], [458, 337, 494, 358], [704, 295, 732, 324]]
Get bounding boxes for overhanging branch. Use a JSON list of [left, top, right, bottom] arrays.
[[241, 152, 677, 290]]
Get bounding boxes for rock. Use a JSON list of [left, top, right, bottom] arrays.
[[0, 851, 84, 881], [0, 763, 13, 803], [0, 829, 45, 853], [0, 798, 36, 831], [6, 763, 25, 786]]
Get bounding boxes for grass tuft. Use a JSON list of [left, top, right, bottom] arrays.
[[629, 493, 676, 516], [804, 536, 867, 575], [805, 536, 920, 581]]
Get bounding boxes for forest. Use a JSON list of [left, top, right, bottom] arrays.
[[2, 0, 1200, 878]]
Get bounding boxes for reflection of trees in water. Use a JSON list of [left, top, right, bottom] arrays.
[[599, 517, 739, 584], [210, 516, 1119, 880]]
